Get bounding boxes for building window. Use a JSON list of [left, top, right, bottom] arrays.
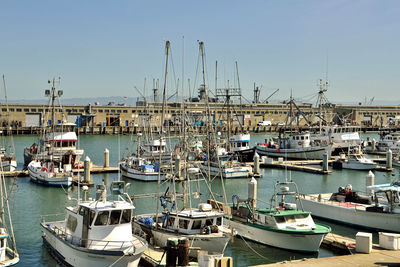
[[24, 109, 29, 112], [17, 108, 22, 112], [123, 110, 127, 113]]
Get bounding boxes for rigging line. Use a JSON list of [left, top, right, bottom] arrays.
[[193, 49, 201, 96], [238, 235, 273, 262], [169, 47, 179, 95]]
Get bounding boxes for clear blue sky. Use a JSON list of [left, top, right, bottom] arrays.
[[1, 0, 399, 104]]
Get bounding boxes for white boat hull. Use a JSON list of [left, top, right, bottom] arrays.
[[0, 159, 17, 171], [120, 163, 165, 182], [134, 222, 230, 257], [256, 146, 330, 160], [301, 195, 400, 232], [28, 162, 72, 187], [341, 162, 377, 170], [42, 226, 143, 267], [199, 164, 251, 179], [226, 219, 325, 252]]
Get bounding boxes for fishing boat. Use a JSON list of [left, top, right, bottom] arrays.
[[120, 156, 165, 182], [27, 159, 73, 187], [0, 150, 19, 266], [0, 146, 16, 171], [0, 77, 17, 171], [23, 79, 84, 167], [41, 181, 147, 267], [134, 203, 231, 257], [139, 138, 172, 163], [311, 125, 361, 156], [199, 146, 252, 179], [224, 178, 330, 252], [376, 132, 400, 152], [333, 152, 377, 170], [229, 133, 256, 162], [300, 174, 400, 232], [256, 132, 331, 160], [133, 168, 231, 257]]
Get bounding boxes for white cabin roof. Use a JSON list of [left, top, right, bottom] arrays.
[[70, 200, 134, 212], [167, 208, 223, 218]]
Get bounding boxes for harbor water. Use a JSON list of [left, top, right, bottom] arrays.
[[5, 133, 396, 266]]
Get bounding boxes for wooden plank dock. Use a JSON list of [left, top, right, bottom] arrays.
[[259, 161, 331, 175], [2, 164, 119, 178], [252, 233, 400, 267], [140, 245, 166, 267], [252, 249, 400, 266]]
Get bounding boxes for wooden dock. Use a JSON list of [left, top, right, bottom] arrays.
[[252, 248, 400, 266], [2, 164, 119, 178], [252, 233, 400, 267], [321, 233, 357, 253], [140, 245, 166, 267], [259, 161, 331, 175]]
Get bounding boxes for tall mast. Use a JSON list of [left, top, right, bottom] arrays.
[[2, 75, 15, 157], [156, 40, 170, 229]]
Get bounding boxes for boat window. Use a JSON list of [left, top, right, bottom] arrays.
[[78, 206, 86, 216], [120, 209, 132, 224], [206, 219, 214, 226], [192, 220, 202, 229], [179, 219, 189, 229], [294, 214, 307, 220], [168, 216, 175, 227], [109, 210, 121, 225], [94, 211, 109, 226], [301, 136, 304, 140], [216, 217, 222, 226], [305, 136, 309, 140], [286, 215, 296, 223], [66, 215, 78, 232], [275, 216, 286, 224], [237, 143, 241, 148]]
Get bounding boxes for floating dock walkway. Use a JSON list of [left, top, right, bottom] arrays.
[[252, 233, 400, 266], [2, 164, 119, 178]]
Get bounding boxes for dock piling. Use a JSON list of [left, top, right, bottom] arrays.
[[322, 153, 329, 172], [386, 149, 392, 169], [84, 156, 91, 183], [366, 171, 375, 196], [104, 148, 109, 168], [253, 153, 260, 175]]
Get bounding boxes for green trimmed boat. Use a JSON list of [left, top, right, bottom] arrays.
[[225, 178, 331, 252]]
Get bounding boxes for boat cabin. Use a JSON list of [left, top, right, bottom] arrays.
[[256, 209, 316, 230], [143, 139, 167, 154], [65, 201, 134, 249], [274, 133, 311, 149], [161, 205, 223, 235], [229, 134, 250, 152]]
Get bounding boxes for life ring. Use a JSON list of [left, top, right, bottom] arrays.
[[41, 167, 48, 172], [298, 141, 302, 146]]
